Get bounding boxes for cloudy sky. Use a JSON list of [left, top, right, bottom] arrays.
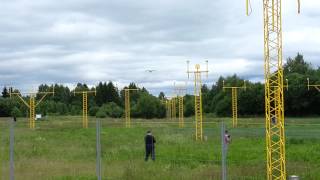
[[0, 0, 319, 95]]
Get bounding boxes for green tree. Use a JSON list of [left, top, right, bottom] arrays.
[[135, 93, 164, 119], [11, 107, 22, 117], [97, 102, 123, 118], [2, 87, 9, 98], [158, 92, 165, 100]]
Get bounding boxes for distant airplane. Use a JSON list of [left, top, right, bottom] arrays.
[[145, 70, 156, 73]]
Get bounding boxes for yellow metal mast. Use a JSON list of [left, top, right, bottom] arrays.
[[30, 96, 35, 128], [171, 97, 176, 120], [74, 89, 96, 128], [174, 83, 187, 128], [166, 99, 172, 119], [187, 60, 209, 141], [307, 78, 320, 92], [124, 88, 138, 128], [223, 80, 246, 128], [245, 0, 300, 179], [10, 87, 55, 129], [178, 96, 184, 127]]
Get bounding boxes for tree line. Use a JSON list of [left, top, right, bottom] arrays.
[[0, 53, 319, 118]]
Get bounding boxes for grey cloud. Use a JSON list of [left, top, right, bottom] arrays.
[[0, 0, 319, 95]]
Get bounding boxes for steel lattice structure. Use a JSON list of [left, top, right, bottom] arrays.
[[174, 84, 187, 128], [124, 88, 138, 128], [10, 87, 54, 129], [74, 90, 96, 128], [166, 100, 172, 119], [246, 0, 300, 179], [223, 80, 246, 128], [263, 1, 286, 179], [187, 61, 208, 141], [178, 96, 184, 128], [171, 97, 176, 120], [174, 83, 187, 128]]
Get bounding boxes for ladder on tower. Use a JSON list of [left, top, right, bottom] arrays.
[[171, 97, 176, 120], [167, 100, 172, 120], [30, 96, 35, 129], [178, 96, 184, 128], [232, 88, 238, 128], [125, 90, 131, 128], [187, 61, 208, 141], [83, 92, 88, 128], [195, 95, 203, 141]]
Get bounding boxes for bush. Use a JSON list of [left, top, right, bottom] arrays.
[[96, 108, 107, 118], [135, 93, 163, 119], [89, 106, 99, 116], [96, 102, 123, 118], [11, 107, 22, 117], [0, 98, 21, 117]]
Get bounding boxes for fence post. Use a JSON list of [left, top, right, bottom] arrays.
[[9, 119, 15, 180], [96, 118, 102, 180], [221, 121, 226, 180]]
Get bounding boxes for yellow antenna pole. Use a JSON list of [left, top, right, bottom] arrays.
[[171, 97, 176, 120], [174, 83, 187, 128], [124, 88, 139, 128], [10, 86, 54, 129], [170, 84, 178, 121], [223, 81, 246, 128], [165, 96, 175, 121], [244, 0, 300, 179], [125, 89, 130, 128], [186, 61, 209, 141], [30, 95, 35, 129], [166, 99, 172, 119], [178, 96, 184, 127], [246, 0, 249, 16], [74, 89, 96, 128], [232, 88, 237, 127]]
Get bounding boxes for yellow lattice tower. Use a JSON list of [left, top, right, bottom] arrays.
[[245, 0, 300, 179], [171, 97, 176, 120], [74, 89, 96, 128], [83, 92, 88, 128], [124, 88, 138, 128], [30, 96, 35, 128], [187, 60, 208, 141], [174, 83, 187, 128], [223, 80, 246, 128], [166, 99, 172, 119], [178, 97, 184, 127], [10, 86, 55, 129], [307, 78, 320, 92]]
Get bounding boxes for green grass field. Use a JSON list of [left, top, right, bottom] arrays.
[[0, 116, 320, 180]]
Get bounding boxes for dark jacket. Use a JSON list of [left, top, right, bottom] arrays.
[[145, 134, 156, 146]]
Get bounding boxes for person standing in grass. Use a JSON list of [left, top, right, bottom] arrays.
[[224, 130, 231, 153], [144, 130, 156, 161], [224, 130, 231, 145]]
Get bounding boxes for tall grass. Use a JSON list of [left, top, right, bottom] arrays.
[[0, 116, 319, 179]]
